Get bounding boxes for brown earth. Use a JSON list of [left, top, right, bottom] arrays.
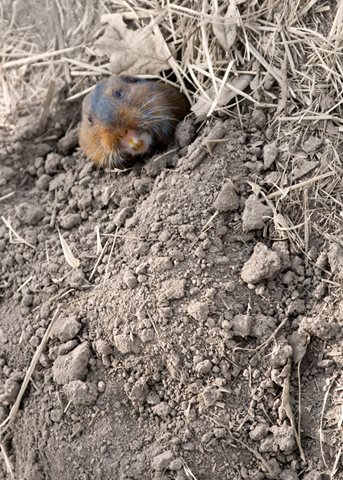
[[0, 102, 342, 480]]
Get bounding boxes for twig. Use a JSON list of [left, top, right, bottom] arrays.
[[0, 307, 61, 436], [268, 171, 336, 199], [1, 216, 36, 250], [0, 192, 15, 202], [0, 442, 14, 478], [320, 374, 339, 469]]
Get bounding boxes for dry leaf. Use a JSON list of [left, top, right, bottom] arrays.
[[279, 363, 306, 462], [247, 181, 262, 196], [94, 13, 171, 75], [58, 231, 80, 269], [192, 74, 254, 121], [212, 0, 237, 51], [291, 159, 318, 180], [288, 331, 309, 364]]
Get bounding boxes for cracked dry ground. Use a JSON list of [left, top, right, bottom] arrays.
[[0, 113, 342, 480]]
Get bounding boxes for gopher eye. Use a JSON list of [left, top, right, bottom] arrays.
[[87, 114, 93, 124], [113, 90, 123, 98]]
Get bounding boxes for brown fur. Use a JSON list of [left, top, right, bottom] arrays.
[[79, 76, 190, 168]]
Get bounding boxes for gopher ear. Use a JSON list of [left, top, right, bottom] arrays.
[[121, 76, 145, 84]]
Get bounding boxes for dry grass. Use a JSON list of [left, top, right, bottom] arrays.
[[1, 216, 36, 249], [1, 1, 343, 250], [0, 307, 61, 436], [0, 0, 101, 120], [319, 373, 339, 470]]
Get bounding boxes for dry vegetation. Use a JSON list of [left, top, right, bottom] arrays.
[[1, 0, 343, 250]]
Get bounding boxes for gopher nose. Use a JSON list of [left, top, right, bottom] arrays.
[[128, 136, 144, 150], [119, 129, 152, 155]]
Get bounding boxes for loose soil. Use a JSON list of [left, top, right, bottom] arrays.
[[0, 101, 342, 480]]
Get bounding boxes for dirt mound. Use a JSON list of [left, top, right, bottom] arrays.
[[0, 111, 342, 479]]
